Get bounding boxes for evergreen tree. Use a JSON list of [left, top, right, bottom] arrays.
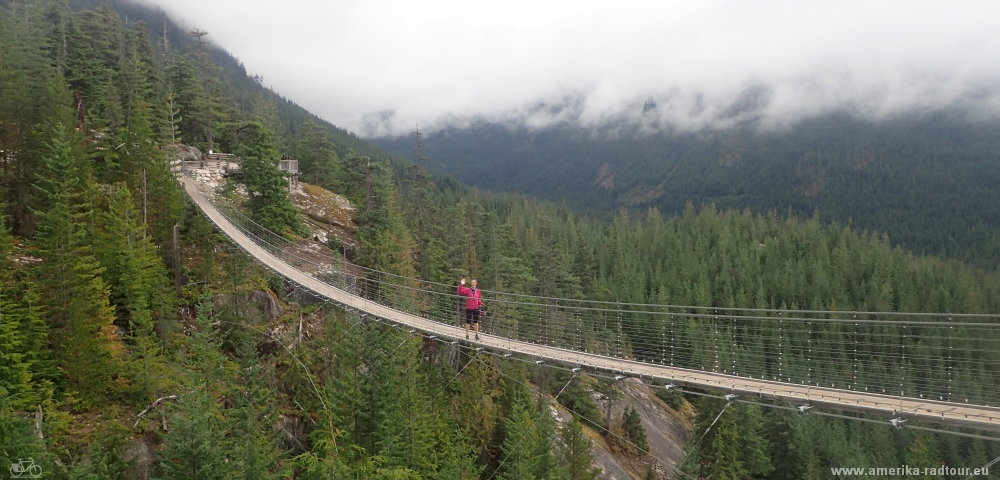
[[0, 292, 33, 407], [691, 399, 746, 480], [0, 392, 50, 477], [97, 185, 168, 404], [155, 387, 229, 480], [559, 419, 601, 480], [228, 341, 291, 480], [621, 405, 649, 455], [187, 28, 224, 151], [738, 403, 774, 478], [0, 220, 37, 409], [166, 56, 205, 146], [354, 157, 416, 278], [529, 396, 561, 479], [294, 116, 342, 189], [454, 355, 501, 461], [904, 433, 943, 480], [31, 127, 122, 402], [496, 388, 541, 480], [229, 121, 302, 235], [0, 0, 68, 236]]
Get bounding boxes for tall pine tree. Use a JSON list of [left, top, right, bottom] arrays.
[[31, 127, 122, 402]]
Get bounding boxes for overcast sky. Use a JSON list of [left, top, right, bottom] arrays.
[[137, 0, 1000, 137]]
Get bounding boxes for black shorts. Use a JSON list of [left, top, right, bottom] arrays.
[[465, 308, 480, 324]]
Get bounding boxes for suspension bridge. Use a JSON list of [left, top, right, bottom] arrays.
[[178, 170, 1000, 434]]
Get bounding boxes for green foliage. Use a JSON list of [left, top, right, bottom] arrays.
[[3, 3, 998, 479], [621, 405, 649, 454], [96, 184, 170, 403], [227, 121, 303, 235], [228, 343, 292, 479], [553, 372, 602, 431], [156, 388, 230, 480], [0, 219, 50, 410], [559, 419, 601, 480], [496, 386, 544, 480], [64, 433, 131, 480], [32, 127, 123, 404], [294, 116, 343, 189], [351, 154, 416, 278], [654, 386, 684, 410], [0, 393, 51, 478], [374, 116, 1000, 269], [684, 399, 772, 480]]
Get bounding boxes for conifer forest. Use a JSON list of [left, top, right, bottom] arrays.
[[0, 1, 997, 479]]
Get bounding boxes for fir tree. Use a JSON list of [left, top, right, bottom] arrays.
[[0, 214, 52, 411], [621, 405, 649, 454], [0, 392, 50, 477], [97, 183, 170, 402], [559, 419, 601, 480], [229, 121, 302, 235], [692, 399, 747, 480], [294, 116, 342, 189], [228, 339, 291, 480], [529, 396, 561, 479], [156, 388, 229, 480], [31, 127, 122, 402], [0, 220, 34, 408], [496, 388, 541, 480]]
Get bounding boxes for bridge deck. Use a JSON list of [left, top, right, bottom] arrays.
[[182, 176, 1000, 432]]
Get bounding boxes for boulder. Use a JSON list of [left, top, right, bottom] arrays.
[[212, 290, 284, 321], [165, 144, 202, 163], [123, 435, 157, 480], [290, 183, 356, 231]]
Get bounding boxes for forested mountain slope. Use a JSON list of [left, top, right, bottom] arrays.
[[64, 0, 401, 160], [373, 114, 1000, 269], [0, 1, 996, 479]]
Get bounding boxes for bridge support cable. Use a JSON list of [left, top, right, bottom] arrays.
[[345, 316, 1000, 476], [688, 395, 736, 454], [900, 321, 907, 416], [948, 321, 954, 402], [212, 320, 338, 453], [852, 316, 858, 391], [179, 175, 1000, 431], [486, 352, 1000, 445], [465, 351, 698, 480]]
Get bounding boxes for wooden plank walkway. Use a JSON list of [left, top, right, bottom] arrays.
[[182, 176, 1000, 432]]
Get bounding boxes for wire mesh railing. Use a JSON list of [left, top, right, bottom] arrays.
[[182, 172, 1000, 406]]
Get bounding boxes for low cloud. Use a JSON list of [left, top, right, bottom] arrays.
[[133, 0, 1000, 137]]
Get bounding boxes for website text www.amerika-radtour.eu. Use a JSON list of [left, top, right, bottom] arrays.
[[830, 465, 989, 477]]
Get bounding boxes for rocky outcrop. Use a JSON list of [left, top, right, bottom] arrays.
[[289, 182, 357, 250], [123, 435, 157, 480], [212, 290, 284, 321], [617, 379, 691, 478], [165, 144, 202, 163], [290, 183, 355, 229], [550, 378, 691, 480]]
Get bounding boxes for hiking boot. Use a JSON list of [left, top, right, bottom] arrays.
[[475, 334, 480, 340], [466, 334, 470, 340]]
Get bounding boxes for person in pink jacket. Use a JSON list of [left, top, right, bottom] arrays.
[[458, 278, 483, 340]]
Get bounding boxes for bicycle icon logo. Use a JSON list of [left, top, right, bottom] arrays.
[[9, 458, 42, 478]]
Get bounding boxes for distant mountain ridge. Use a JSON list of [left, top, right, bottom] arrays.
[[373, 113, 1000, 269]]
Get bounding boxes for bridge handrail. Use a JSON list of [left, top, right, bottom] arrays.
[[193, 180, 1000, 321]]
